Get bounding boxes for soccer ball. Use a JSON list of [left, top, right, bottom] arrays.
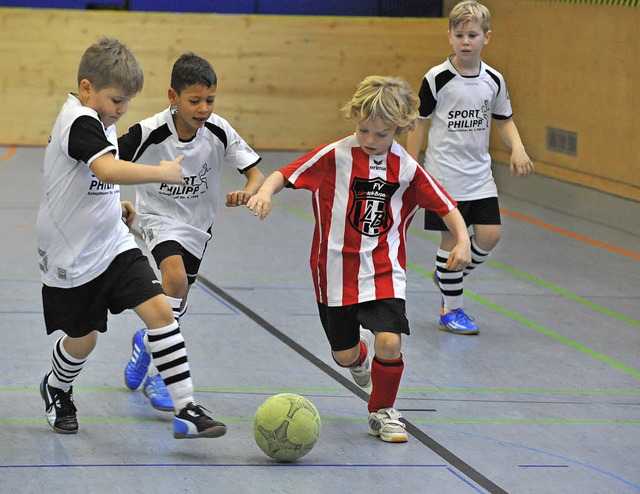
[[253, 393, 321, 462]]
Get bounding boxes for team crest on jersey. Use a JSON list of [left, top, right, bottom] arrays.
[[348, 177, 399, 237]]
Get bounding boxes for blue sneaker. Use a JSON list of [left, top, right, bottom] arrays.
[[174, 402, 227, 439], [439, 308, 479, 335], [124, 329, 150, 390], [142, 374, 174, 411]]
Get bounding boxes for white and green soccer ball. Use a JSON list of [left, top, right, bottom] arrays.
[[253, 393, 321, 462]]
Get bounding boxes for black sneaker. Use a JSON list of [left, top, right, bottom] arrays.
[[39, 372, 78, 434], [173, 402, 227, 439]]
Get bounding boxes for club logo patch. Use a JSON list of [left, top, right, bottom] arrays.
[[348, 177, 399, 237]]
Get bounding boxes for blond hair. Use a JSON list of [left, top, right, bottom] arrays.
[[342, 75, 419, 136], [449, 0, 491, 32]]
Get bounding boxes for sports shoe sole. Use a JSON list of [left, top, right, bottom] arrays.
[[368, 423, 408, 443], [369, 429, 409, 443], [173, 422, 227, 439], [438, 323, 479, 335]]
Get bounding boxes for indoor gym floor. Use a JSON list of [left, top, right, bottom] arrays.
[[0, 146, 638, 494]]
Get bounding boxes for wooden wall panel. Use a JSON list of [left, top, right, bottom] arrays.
[[0, 4, 638, 200], [483, 1, 639, 200], [0, 8, 449, 150]]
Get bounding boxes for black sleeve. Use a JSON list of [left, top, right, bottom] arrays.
[[68, 116, 115, 164], [118, 123, 143, 162], [417, 77, 437, 118]]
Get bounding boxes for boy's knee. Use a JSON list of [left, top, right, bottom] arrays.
[[373, 332, 402, 360], [162, 274, 189, 298], [474, 228, 501, 251]]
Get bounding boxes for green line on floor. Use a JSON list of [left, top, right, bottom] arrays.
[[407, 227, 640, 328]]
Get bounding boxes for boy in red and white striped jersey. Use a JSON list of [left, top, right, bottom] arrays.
[[247, 75, 471, 443]]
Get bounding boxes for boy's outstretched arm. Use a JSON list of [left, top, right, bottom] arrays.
[[441, 208, 472, 271], [494, 118, 534, 177], [90, 152, 185, 185], [246, 171, 286, 221], [226, 166, 266, 207]]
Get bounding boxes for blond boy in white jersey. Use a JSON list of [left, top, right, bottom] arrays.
[[406, 0, 534, 335]]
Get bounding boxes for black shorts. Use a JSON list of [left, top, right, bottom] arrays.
[[151, 240, 203, 286], [425, 196, 501, 231], [317, 298, 410, 352], [41, 248, 165, 338]]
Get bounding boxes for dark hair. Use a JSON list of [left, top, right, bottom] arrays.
[[77, 37, 143, 95], [170, 53, 217, 94]]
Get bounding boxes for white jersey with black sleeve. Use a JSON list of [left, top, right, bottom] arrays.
[[418, 57, 513, 201], [118, 108, 261, 259], [36, 93, 137, 288]]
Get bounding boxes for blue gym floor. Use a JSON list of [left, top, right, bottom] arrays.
[[1, 146, 638, 494]]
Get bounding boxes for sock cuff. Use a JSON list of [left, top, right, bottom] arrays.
[[56, 336, 86, 365], [373, 354, 403, 367], [147, 320, 180, 338], [470, 236, 491, 256], [166, 296, 182, 311]]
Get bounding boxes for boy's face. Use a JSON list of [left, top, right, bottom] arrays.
[[355, 116, 397, 156], [448, 20, 491, 64], [79, 80, 133, 127], [169, 84, 217, 139]]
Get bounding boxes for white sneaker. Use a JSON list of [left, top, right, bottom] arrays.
[[349, 328, 375, 388], [368, 407, 408, 443]]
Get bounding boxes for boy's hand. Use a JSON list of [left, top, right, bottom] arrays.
[[121, 201, 135, 228], [510, 146, 534, 177], [226, 190, 252, 207], [446, 242, 471, 271], [159, 156, 186, 185], [246, 190, 274, 220]]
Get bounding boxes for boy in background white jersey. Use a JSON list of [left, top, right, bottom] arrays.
[[36, 38, 226, 439], [119, 53, 264, 411], [247, 75, 471, 443], [406, 0, 534, 335]]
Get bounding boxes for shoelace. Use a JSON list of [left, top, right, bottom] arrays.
[[187, 403, 212, 417], [55, 388, 77, 415], [452, 308, 475, 324]]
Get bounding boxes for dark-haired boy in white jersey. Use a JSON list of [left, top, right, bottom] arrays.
[[406, 0, 534, 335], [36, 37, 226, 439], [247, 76, 471, 443], [119, 53, 264, 411]]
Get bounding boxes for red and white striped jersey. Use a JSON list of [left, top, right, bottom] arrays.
[[280, 133, 456, 306]]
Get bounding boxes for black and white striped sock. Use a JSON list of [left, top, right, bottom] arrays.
[[435, 249, 464, 311], [464, 236, 492, 277], [48, 336, 86, 392], [146, 321, 194, 411], [166, 296, 188, 324]]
